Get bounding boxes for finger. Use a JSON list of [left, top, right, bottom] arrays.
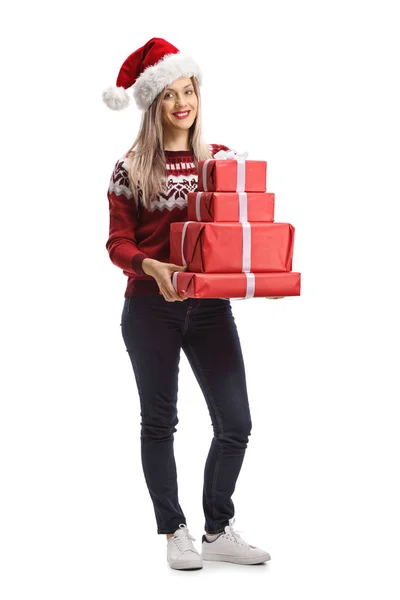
[[165, 279, 184, 301], [159, 286, 172, 302], [162, 288, 174, 302], [163, 285, 181, 302], [170, 288, 184, 301], [160, 279, 174, 302], [168, 274, 185, 300]]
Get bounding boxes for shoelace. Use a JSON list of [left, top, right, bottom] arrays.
[[224, 517, 247, 546], [172, 524, 197, 553]]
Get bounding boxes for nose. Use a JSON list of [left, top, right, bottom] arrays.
[[175, 92, 189, 108]]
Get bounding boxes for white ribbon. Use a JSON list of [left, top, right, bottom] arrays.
[[172, 271, 179, 291], [180, 220, 196, 267], [195, 192, 202, 221], [241, 222, 251, 272], [242, 272, 255, 299], [202, 149, 249, 192], [238, 192, 248, 222], [213, 149, 249, 161], [202, 160, 212, 192]]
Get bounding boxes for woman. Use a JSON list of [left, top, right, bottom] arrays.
[[103, 37, 271, 570]]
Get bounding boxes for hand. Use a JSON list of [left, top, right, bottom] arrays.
[[142, 259, 188, 302], [265, 296, 285, 299]]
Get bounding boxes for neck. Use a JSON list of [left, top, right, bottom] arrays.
[[163, 128, 191, 152]]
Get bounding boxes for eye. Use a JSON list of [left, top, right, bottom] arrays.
[[164, 89, 193, 99]]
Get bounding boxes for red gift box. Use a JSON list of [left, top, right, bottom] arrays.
[[170, 271, 301, 299], [187, 191, 275, 222], [170, 221, 294, 273], [198, 159, 266, 192]]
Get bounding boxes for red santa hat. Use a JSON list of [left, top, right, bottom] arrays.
[[102, 37, 202, 112]]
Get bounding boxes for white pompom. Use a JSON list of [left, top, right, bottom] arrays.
[[102, 85, 130, 111]]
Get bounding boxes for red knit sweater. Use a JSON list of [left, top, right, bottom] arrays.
[[105, 143, 230, 297]]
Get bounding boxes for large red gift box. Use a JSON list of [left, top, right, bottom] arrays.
[[187, 191, 275, 222], [198, 159, 266, 192], [170, 221, 294, 273], [170, 272, 301, 299]]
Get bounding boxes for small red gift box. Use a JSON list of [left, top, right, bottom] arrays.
[[187, 191, 275, 222], [170, 221, 294, 273], [198, 159, 266, 192], [169, 271, 301, 299]]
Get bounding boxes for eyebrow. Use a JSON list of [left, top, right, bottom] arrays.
[[165, 84, 193, 92]]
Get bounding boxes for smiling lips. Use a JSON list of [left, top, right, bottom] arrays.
[[172, 110, 191, 120]]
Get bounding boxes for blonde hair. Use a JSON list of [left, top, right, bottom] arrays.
[[126, 76, 212, 211]]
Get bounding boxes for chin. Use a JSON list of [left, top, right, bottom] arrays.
[[175, 121, 194, 128]]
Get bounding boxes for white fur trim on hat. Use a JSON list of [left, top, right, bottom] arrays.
[[132, 53, 202, 111]]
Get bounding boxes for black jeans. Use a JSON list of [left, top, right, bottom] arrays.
[[120, 295, 252, 535]]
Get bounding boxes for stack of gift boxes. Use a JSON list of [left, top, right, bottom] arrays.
[[168, 150, 301, 299]]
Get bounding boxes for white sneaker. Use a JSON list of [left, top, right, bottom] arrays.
[[201, 518, 271, 565], [167, 524, 203, 570]]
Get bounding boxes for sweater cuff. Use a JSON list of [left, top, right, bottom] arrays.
[[131, 253, 151, 275]]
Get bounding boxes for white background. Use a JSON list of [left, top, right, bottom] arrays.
[[1, 0, 399, 598]]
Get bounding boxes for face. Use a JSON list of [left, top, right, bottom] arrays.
[[161, 77, 198, 132]]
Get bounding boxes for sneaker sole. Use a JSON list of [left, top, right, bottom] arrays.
[[168, 559, 203, 570], [202, 552, 271, 565]]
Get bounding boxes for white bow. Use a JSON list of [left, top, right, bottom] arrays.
[[213, 149, 249, 160]]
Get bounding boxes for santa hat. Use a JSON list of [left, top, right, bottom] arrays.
[[102, 37, 202, 112]]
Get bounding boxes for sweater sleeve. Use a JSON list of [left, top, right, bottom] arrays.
[[105, 155, 150, 276]]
